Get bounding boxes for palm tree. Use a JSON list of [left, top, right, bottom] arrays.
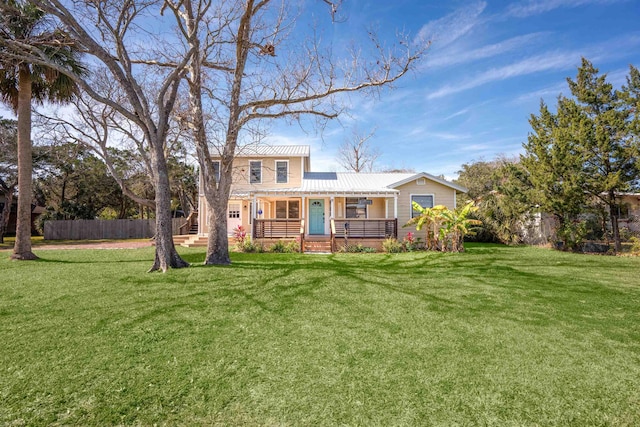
[[0, 0, 85, 259], [440, 202, 482, 252], [405, 203, 448, 251]]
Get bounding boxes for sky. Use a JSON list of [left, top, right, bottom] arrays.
[[265, 0, 640, 179], [2, 0, 639, 181]]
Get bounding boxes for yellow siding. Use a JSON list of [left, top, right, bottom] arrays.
[[213, 156, 304, 192], [396, 179, 458, 240], [368, 198, 386, 219]]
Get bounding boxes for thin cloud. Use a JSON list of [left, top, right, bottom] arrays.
[[427, 32, 549, 69], [416, 2, 486, 48], [506, 0, 624, 18], [428, 51, 576, 100]]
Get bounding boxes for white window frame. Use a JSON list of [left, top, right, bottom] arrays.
[[249, 160, 262, 184], [410, 194, 435, 218], [275, 160, 289, 184]]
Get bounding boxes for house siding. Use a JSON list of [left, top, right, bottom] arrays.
[[225, 157, 304, 191], [396, 179, 457, 240]]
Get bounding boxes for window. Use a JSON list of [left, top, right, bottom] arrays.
[[275, 200, 300, 219], [228, 203, 240, 219], [411, 195, 434, 218], [212, 161, 220, 183], [346, 197, 367, 218], [276, 161, 288, 184], [249, 161, 261, 184]]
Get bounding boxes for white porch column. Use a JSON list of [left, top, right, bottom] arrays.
[[394, 194, 398, 218], [385, 199, 389, 219], [330, 196, 335, 218], [251, 196, 257, 238]]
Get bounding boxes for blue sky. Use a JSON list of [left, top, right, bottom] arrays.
[[266, 0, 640, 179], [2, 0, 638, 181]]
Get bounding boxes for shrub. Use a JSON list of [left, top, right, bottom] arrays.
[[270, 240, 287, 253], [232, 226, 248, 251], [630, 236, 640, 255], [382, 237, 403, 253], [340, 243, 376, 253]]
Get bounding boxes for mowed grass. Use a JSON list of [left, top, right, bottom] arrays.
[[1, 244, 639, 426]]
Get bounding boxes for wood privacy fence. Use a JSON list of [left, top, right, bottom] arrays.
[[44, 218, 187, 240]]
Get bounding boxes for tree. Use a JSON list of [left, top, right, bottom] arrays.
[[166, 0, 426, 265], [567, 59, 639, 252], [337, 128, 380, 172], [32, 142, 123, 225], [522, 59, 640, 252], [0, 0, 85, 260], [8, 0, 196, 271], [521, 99, 588, 250], [0, 118, 17, 243], [439, 202, 481, 252], [456, 157, 533, 245]]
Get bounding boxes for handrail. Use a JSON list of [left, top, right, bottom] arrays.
[[178, 210, 198, 235], [330, 219, 336, 253]]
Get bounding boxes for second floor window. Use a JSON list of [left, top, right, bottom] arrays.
[[212, 161, 220, 183], [250, 161, 262, 184], [276, 161, 288, 183]]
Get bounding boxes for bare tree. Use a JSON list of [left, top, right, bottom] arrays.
[[164, 0, 427, 265], [4, 0, 195, 271], [337, 128, 380, 172]]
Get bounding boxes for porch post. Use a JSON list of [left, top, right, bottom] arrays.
[[251, 196, 257, 239], [385, 199, 389, 219], [394, 194, 398, 218], [330, 196, 335, 218], [301, 195, 306, 235]]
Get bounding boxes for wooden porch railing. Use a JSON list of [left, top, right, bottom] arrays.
[[253, 219, 302, 239], [332, 218, 397, 239], [178, 210, 198, 235]]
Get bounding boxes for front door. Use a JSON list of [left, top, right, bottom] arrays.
[[227, 202, 242, 235], [309, 199, 325, 235]]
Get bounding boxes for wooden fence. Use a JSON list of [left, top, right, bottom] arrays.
[[44, 218, 187, 240]]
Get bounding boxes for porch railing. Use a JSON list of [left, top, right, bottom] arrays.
[[253, 219, 302, 239], [332, 218, 397, 239]]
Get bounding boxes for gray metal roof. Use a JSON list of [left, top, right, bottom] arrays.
[[301, 172, 415, 193], [232, 144, 310, 157], [246, 172, 466, 196]]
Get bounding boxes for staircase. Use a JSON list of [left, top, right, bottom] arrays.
[[303, 237, 332, 253], [175, 234, 209, 247]]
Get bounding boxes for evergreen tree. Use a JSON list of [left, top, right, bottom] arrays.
[[521, 99, 587, 250], [567, 58, 639, 252]]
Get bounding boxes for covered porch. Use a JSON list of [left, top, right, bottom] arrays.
[[250, 191, 400, 251]]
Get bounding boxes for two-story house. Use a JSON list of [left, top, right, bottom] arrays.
[[195, 145, 467, 251]]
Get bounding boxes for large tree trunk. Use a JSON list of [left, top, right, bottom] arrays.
[[204, 195, 231, 265], [609, 191, 622, 253], [148, 143, 189, 272], [11, 66, 37, 260]]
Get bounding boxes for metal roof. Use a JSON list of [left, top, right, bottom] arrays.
[[301, 172, 415, 193], [243, 172, 466, 196], [232, 144, 310, 157]]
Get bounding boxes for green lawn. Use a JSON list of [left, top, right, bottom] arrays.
[[1, 245, 639, 426]]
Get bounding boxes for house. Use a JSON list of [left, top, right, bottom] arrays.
[[195, 145, 467, 251], [616, 193, 640, 233]]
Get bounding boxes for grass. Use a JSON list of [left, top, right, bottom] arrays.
[[1, 244, 639, 426]]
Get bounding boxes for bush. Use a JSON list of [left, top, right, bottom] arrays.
[[382, 237, 403, 253], [240, 240, 264, 253], [630, 236, 640, 255], [270, 240, 287, 253], [340, 243, 376, 253]]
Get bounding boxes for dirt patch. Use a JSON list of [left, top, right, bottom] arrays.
[[0, 240, 154, 251]]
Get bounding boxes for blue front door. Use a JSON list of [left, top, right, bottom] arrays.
[[309, 199, 325, 235]]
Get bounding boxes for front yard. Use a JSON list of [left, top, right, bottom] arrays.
[[1, 244, 639, 425]]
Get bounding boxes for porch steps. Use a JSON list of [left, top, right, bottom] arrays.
[[303, 238, 332, 254], [174, 234, 209, 247]]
